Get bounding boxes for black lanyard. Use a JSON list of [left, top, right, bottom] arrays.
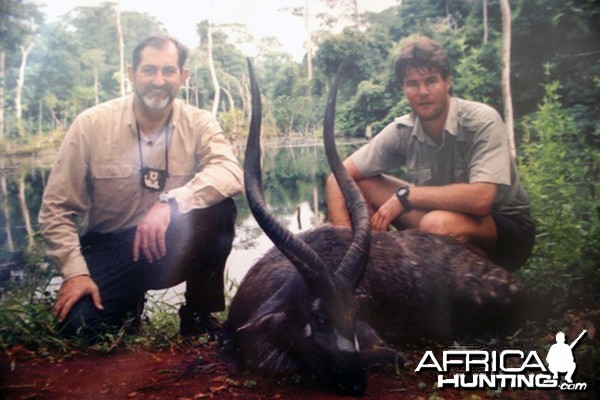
[[136, 112, 172, 191]]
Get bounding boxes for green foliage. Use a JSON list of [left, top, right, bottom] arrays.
[[0, 233, 184, 354], [315, 27, 392, 93], [0, 269, 201, 355], [2, 0, 597, 145], [0, 0, 42, 52], [338, 80, 390, 136], [0, 242, 71, 354], [0, 287, 72, 355], [518, 77, 600, 309], [451, 38, 501, 106]]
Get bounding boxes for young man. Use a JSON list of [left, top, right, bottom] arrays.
[[326, 36, 534, 271], [39, 35, 243, 340]]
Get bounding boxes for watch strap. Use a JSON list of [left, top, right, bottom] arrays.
[[396, 186, 412, 212]]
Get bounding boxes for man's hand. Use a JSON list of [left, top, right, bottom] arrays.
[[54, 275, 103, 323], [133, 202, 171, 263], [371, 195, 403, 231]]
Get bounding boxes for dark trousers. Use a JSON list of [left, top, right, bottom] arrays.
[[60, 198, 237, 337], [489, 210, 535, 272]]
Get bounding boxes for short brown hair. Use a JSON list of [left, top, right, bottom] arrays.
[[394, 36, 450, 83], [131, 35, 188, 71]]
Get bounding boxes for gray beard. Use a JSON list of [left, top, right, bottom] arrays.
[[139, 93, 172, 110]]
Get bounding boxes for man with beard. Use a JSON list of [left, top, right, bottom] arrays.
[[326, 36, 534, 271], [39, 35, 243, 340]]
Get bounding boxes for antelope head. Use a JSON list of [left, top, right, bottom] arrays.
[[240, 59, 372, 396]]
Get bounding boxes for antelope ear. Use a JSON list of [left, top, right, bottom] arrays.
[[237, 276, 299, 333], [237, 311, 287, 333]]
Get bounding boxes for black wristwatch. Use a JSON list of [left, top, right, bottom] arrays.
[[395, 185, 412, 213]]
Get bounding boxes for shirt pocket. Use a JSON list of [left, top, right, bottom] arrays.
[[90, 161, 137, 212], [408, 167, 432, 186]]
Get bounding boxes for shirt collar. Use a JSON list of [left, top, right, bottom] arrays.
[[444, 97, 458, 137]]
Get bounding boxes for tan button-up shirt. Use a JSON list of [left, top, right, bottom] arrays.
[[39, 95, 243, 280]]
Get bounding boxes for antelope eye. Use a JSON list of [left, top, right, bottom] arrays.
[[316, 313, 327, 326]]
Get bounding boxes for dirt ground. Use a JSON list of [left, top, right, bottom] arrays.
[[0, 339, 577, 400], [1, 308, 598, 400]]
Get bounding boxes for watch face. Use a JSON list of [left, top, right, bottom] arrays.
[[397, 187, 408, 197], [159, 192, 173, 203]]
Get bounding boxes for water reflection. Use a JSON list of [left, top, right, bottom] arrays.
[[0, 140, 365, 303]]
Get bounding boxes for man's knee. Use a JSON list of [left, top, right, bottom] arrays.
[[169, 199, 236, 247], [419, 211, 464, 240], [58, 297, 103, 338], [58, 295, 143, 341], [419, 211, 497, 250], [199, 198, 237, 251]]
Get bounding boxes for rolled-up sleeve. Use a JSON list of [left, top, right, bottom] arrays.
[[170, 114, 243, 213]]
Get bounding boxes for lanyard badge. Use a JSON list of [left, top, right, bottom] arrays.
[[136, 112, 171, 192], [140, 166, 168, 191]]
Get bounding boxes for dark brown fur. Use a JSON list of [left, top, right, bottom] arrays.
[[226, 226, 521, 371], [225, 60, 522, 396]]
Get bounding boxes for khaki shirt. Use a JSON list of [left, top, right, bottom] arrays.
[[351, 97, 531, 219], [39, 95, 243, 280]]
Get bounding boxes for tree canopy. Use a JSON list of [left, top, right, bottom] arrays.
[[0, 0, 597, 143]]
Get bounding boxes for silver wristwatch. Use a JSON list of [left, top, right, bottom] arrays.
[[159, 191, 175, 204]]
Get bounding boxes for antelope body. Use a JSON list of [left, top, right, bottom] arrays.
[[225, 61, 521, 396]]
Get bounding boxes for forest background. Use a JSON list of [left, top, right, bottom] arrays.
[[0, 0, 598, 350]]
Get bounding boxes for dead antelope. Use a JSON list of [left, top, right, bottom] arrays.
[[224, 61, 522, 396]]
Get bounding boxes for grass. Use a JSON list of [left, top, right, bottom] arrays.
[[0, 284, 172, 357], [0, 250, 243, 359]]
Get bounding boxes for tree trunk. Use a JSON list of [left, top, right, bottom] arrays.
[[483, 0, 488, 44], [15, 43, 33, 136], [38, 99, 42, 134], [207, 19, 220, 115], [222, 83, 239, 136], [94, 66, 99, 105], [185, 76, 190, 104], [0, 51, 5, 140], [17, 176, 34, 250], [116, 5, 126, 97], [236, 77, 248, 126], [352, 0, 360, 29], [241, 76, 250, 126], [304, 0, 313, 83], [222, 84, 235, 113], [1, 176, 14, 252], [499, 0, 516, 158]]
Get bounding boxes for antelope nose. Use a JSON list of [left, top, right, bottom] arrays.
[[351, 383, 366, 397]]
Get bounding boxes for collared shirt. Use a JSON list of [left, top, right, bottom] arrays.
[[39, 95, 243, 280], [351, 97, 531, 219]]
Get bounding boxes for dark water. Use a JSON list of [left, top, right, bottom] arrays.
[[0, 139, 364, 300]]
